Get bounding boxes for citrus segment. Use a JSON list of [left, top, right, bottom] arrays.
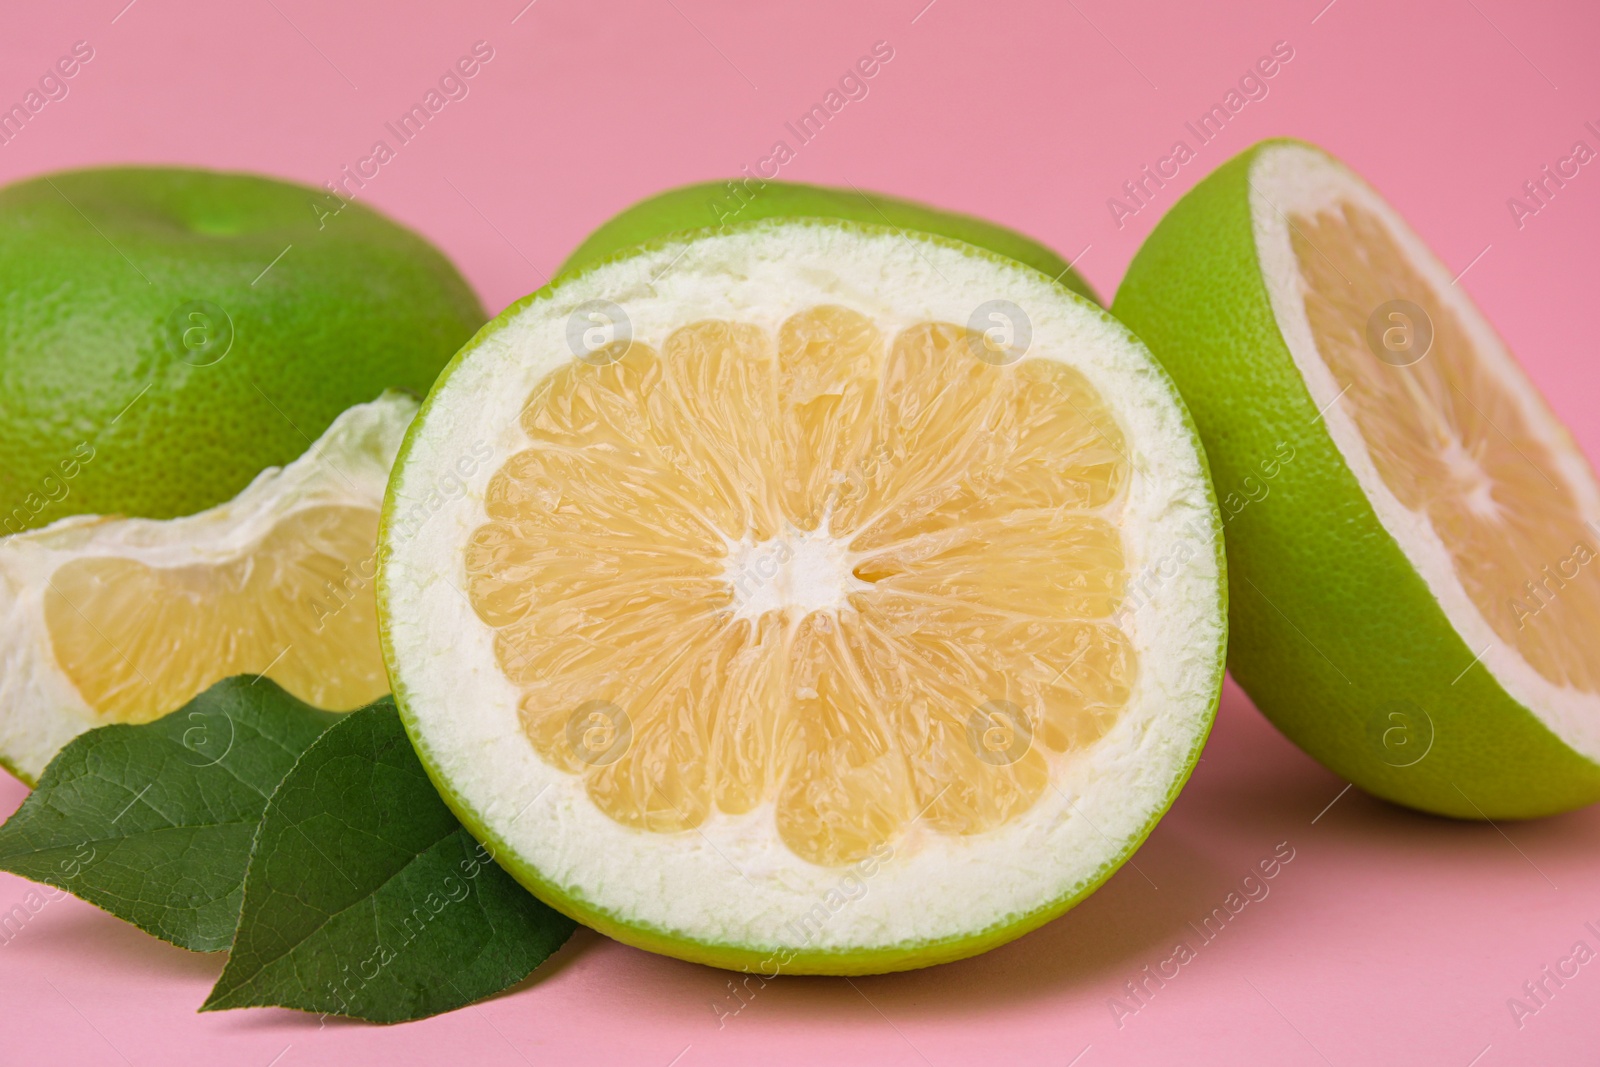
[[43, 504, 386, 722], [778, 307, 883, 532]]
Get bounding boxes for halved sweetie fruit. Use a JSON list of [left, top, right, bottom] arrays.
[[1115, 138, 1600, 818], [0, 393, 413, 782], [379, 220, 1225, 974]]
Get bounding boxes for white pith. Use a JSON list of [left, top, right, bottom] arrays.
[[381, 223, 1223, 956], [1251, 143, 1600, 760], [0, 393, 415, 780]]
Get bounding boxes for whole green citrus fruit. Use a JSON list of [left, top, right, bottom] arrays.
[[0, 166, 484, 534]]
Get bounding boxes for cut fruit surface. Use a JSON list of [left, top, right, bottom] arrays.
[[0, 393, 415, 781], [381, 220, 1225, 973], [467, 308, 1134, 867], [1287, 198, 1600, 695], [1114, 139, 1600, 818]]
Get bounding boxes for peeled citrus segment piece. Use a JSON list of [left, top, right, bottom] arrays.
[[0, 393, 415, 781], [44, 504, 383, 722], [1114, 138, 1600, 818], [381, 220, 1224, 974]]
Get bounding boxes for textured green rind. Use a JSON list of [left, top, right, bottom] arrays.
[[380, 218, 1226, 974], [1113, 138, 1600, 819], [0, 166, 485, 533], [558, 179, 1099, 305]]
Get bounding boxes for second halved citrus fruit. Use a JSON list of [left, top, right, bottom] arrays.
[[1115, 139, 1600, 818]]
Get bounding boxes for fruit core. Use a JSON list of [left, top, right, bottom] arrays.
[[722, 527, 869, 621]]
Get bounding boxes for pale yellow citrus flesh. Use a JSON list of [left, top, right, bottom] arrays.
[[44, 504, 389, 722], [464, 305, 1137, 867], [1292, 202, 1600, 692]]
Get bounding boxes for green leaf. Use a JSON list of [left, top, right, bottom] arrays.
[[0, 676, 341, 951], [202, 701, 576, 1023]]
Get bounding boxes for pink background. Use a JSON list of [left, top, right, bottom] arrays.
[[4, 0, 1600, 1063]]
